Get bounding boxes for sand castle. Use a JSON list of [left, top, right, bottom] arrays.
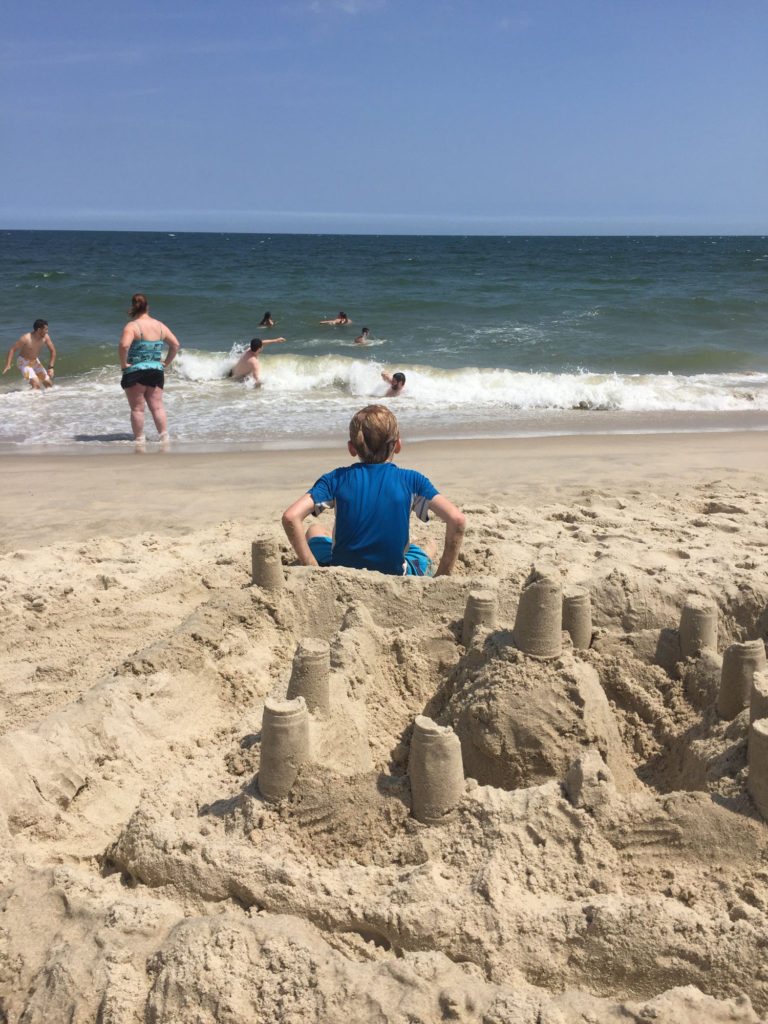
[[4, 487, 768, 1023]]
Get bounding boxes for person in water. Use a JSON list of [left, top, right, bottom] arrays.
[[382, 370, 406, 396], [118, 293, 180, 442], [229, 336, 286, 384], [320, 312, 351, 325], [3, 319, 56, 389], [259, 312, 275, 327], [281, 404, 465, 577], [355, 327, 371, 345]]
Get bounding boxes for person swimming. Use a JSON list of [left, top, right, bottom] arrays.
[[382, 370, 405, 396], [228, 336, 286, 384], [320, 312, 351, 325], [259, 312, 275, 327]]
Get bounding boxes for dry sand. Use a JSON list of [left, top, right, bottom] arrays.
[[3, 431, 768, 1023]]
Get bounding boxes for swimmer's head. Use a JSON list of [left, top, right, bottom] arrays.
[[129, 294, 148, 318], [392, 372, 406, 386], [361, 327, 369, 334], [33, 319, 48, 332], [249, 338, 263, 353], [348, 404, 400, 464]]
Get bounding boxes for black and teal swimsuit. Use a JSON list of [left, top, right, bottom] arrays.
[[121, 327, 166, 390]]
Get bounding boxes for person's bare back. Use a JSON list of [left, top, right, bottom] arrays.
[[229, 337, 285, 383]]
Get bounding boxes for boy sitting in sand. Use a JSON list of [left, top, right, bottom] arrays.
[[229, 336, 285, 384], [282, 404, 465, 576]]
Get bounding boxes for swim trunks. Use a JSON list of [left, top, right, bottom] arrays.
[[17, 356, 51, 384], [308, 535, 435, 576]]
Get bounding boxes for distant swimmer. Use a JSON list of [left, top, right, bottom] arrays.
[[320, 312, 351, 325], [3, 319, 56, 389], [259, 312, 275, 327], [382, 370, 406, 397], [355, 327, 371, 345], [229, 336, 286, 384]]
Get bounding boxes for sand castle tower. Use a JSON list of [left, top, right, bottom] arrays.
[[562, 587, 593, 650], [718, 639, 766, 720], [287, 638, 331, 718], [748, 717, 768, 819], [251, 538, 284, 591], [513, 569, 563, 659], [408, 715, 465, 825], [258, 696, 309, 803], [750, 669, 768, 725], [678, 595, 718, 659], [461, 590, 498, 646]]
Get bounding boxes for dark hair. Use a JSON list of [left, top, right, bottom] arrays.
[[339, 312, 347, 319], [33, 319, 48, 332], [349, 405, 400, 464], [393, 372, 406, 385], [259, 312, 272, 326], [249, 338, 263, 353], [361, 327, 369, 333], [129, 293, 148, 318]]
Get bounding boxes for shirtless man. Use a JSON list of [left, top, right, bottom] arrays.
[[355, 327, 371, 345], [229, 336, 285, 384], [382, 370, 406, 397], [3, 320, 56, 389]]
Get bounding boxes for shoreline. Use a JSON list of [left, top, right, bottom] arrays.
[[4, 427, 767, 551], [2, 407, 768, 460]]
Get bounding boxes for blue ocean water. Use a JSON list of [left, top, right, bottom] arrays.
[[1, 231, 768, 452]]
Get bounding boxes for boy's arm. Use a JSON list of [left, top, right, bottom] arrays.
[[427, 494, 466, 576], [281, 493, 319, 566], [381, 371, 394, 384], [261, 337, 286, 346]]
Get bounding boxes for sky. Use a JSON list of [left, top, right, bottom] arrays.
[[2, 0, 767, 234]]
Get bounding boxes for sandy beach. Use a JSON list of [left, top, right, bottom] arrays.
[[3, 430, 768, 1022]]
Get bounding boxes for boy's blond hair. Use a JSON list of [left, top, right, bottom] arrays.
[[349, 405, 399, 464]]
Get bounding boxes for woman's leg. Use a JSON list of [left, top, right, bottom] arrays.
[[145, 386, 168, 439], [124, 384, 148, 440]]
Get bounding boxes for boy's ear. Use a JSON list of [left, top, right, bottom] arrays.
[[347, 441, 358, 457], [394, 438, 402, 454]]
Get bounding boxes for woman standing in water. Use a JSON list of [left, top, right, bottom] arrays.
[[118, 293, 180, 443]]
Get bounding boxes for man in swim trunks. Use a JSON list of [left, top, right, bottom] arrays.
[[3, 320, 56, 389]]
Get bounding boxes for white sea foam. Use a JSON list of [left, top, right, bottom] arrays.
[[2, 351, 767, 452]]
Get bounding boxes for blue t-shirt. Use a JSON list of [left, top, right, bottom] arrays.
[[309, 462, 438, 575]]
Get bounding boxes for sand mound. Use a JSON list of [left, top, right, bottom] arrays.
[[3, 484, 768, 1022]]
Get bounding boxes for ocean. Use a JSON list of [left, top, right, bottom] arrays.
[[2, 231, 768, 454]]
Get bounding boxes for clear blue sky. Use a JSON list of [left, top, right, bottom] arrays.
[[2, 0, 767, 234]]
